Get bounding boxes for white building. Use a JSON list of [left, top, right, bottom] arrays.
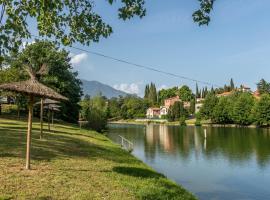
[[195, 98, 204, 113], [146, 107, 161, 118]]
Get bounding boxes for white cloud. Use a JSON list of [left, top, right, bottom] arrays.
[[114, 83, 140, 95], [70, 53, 88, 65]]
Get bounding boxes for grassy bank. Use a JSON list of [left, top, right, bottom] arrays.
[[0, 117, 196, 200]]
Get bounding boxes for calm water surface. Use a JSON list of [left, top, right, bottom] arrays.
[[107, 124, 270, 200]]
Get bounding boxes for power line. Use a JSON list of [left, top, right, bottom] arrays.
[[30, 34, 221, 88]]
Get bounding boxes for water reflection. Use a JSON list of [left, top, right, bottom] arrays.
[[108, 124, 270, 200], [143, 124, 270, 168]]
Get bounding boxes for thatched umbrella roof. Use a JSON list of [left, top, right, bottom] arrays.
[[0, 79, 67, 101], [44, 104, 61, 110], [35, 98, 60, 105]]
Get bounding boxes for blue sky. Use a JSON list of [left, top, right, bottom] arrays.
[[60, 0, 270, 96]]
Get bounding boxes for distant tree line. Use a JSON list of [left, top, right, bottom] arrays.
[[199, 79, 270, 126]]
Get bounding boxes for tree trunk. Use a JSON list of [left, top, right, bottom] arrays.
[[26, 95, 34, 170], [40, 98, 44, 139]]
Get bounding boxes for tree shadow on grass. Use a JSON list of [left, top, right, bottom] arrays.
[[113, 166, 165, 178], [0, 121, 141, 165]]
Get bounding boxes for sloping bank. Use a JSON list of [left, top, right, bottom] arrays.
[[0, 117, 196, 200]]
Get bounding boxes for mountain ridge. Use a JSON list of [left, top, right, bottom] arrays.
[[81, 80, 130, 98]]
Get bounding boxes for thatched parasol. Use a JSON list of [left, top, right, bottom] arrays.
[[44, 104, 61, 129], [0, 66, 67, 170], [35, 98, 60, 138]]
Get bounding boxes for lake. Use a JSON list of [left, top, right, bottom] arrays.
[[107, 123, 270, 200]]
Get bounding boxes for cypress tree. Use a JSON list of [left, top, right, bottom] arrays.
[[230, 78, 235, 91], [144, 84, 149, 99], [196, 83, 199, 98]]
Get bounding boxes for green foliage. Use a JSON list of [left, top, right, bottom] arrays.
[[192, 0, 215, 26], [196, 83, 200, 98], [80, 95, 108, 132], [0, 0, 146, 54], [0, 0, 213, 54], [231, 93, 255, 125], [158, 87, 178, 104], [195, 113, 202, 126], [189, 99, 195, 114], [199, 93, 218, 120], [199, 91, 260, 126], [254, 94, 270, 126], [179, 116, 186, 126], [7, 41, 82, 122], [144, 83, 157, 106], [178, 85, 193, 102], [257, 79, 270, 95], [108, 95, 149, 120], [212, 97, 232, 124], [167, 101, 188, 122], [230, 78, 235, 90]]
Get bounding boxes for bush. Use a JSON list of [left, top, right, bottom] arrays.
[[179, 116, 186, 126]]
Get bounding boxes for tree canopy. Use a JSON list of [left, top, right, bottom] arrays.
[[4, 41, 82, 122], [0, 0, 215, 55]]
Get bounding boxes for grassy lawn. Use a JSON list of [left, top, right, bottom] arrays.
[[0, 116, 196, 200]]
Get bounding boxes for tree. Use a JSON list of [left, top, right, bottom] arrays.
[[257, 79, 270, 95], [167, 101, 188, 122], [230, 78, 235, 91], [144, 83, 157, 105], [7, 41, 82, 122], [232, 93, 255, 125], [189, 99, 196, 114], [144, 85, 150, 99], [254, 94, 270, 126], [178, 85, 193, 102], [196, 83, 200, 98], [80, 95, 108, 132], [158, 87, 178, 104], [0, 0, 213, 54], [212, 97, 232, 124], [199, 93, 218, 120]]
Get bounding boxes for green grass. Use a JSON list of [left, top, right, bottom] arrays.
[[0, 116, 196, 200]]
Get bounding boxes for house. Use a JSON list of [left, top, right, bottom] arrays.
[[146, 107, 161, 118], [195, 98, 204, 113], [239, 85, 251, 93], [164, 96, 181, 108]]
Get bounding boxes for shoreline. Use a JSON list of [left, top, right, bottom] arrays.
[[109, 120, 264, 129]]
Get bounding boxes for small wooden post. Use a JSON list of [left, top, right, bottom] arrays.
[[26, 95, 34, 170], [204, 129, 207, 139], [40, 98, 44, 139]]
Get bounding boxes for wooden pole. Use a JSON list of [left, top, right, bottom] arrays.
[[26, 95, 34, 170], [48, 110, 50, 132], [40, 98, 44, 139]]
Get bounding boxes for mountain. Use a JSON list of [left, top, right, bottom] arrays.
[[81, 80, 129, 98]]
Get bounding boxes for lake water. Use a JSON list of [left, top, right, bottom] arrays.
[[107, 124, 270, 200]]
